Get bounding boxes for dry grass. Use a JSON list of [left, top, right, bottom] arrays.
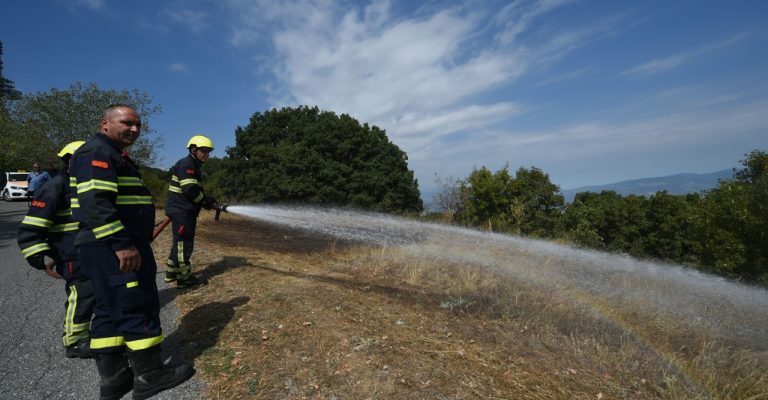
[[150, 213, 768, 399]]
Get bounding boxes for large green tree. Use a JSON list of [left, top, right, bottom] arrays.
[[691, 150, 768, 281], [508, 166, 564, 237], [562, 191, 648, 255], [639, 191, 700, 263], [457, 164, 564, 236], [213, 106, 422, 213], [459, 166, 513, 230], [1, 82, 161, 170]]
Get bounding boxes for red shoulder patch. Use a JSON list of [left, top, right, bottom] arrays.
[[91, 160, 109, 169], [31, 200, 47, 208], [186, 169, 196, 175]]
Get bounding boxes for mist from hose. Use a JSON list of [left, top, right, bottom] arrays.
[[227, 204, 768, 351]]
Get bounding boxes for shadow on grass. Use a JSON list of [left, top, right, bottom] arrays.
[[165, 296, 250, 363], [157, 256, 254, 309], [198, 256, 255, 282]]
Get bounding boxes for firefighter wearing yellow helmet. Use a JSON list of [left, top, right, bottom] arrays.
[[57, 140, 86, 158], [164, 134, 217, 288], [17, 140, 95, 359]]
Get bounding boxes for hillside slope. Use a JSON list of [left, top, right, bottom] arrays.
[[151, 212, 768, 399]]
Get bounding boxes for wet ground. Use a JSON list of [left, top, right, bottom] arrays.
[[198, 215, 362, 254]]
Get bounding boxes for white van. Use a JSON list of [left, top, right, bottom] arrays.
[[2, 171, 30, 201]]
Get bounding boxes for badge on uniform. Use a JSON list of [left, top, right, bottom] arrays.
[[91, 160, 109, 169], [31, 200, 47, 208], [186, 169, 196, 175]]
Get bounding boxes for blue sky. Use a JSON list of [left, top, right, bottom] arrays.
[[2, 0, 767, 197]]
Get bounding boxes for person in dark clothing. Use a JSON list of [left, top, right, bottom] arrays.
[[164, 134, 217, 289], [17, 141, 94, 359], [70, 104, 194, 400]]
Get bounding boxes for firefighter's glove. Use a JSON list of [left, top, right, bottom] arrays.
[[203, 197, 218, 210], [26, 252, 56, 271]]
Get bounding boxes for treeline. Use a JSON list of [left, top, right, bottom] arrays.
[[434, 150, 768, 284]]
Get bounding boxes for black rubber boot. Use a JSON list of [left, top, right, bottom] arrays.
[[66, 338, 94, 359], [164, 261, 178, 283], [94, 352, 133, 400], [127, 346, 195, 400], [176, 274, 207, 289], [164, 271, 177, 283]]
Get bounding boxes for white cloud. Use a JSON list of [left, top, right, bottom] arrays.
[[394, 102, 522, 153], [615, 84, 752, 116], [398, 102, 520, 137], [448, 99, 768, 165], [622, 33, 750, 78], [622, 54, 687, 77], [169, 62, 190, 73], [222, 0, 595, 136], [494, 0, 574, 46]]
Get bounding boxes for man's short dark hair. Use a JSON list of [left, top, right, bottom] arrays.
[[102, 104, 135, 120]]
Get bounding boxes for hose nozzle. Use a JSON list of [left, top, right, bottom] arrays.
[[214, 204, 228, 221]]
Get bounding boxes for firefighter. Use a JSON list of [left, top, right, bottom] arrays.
[[70, 104, 194, 400], [164, 134, 217, 288], [17, 140, 95, 359]]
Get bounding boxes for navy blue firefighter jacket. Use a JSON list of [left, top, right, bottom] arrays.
[[17, 173, 78, 266], [69, 133, 155, 250], [165, 154, 212, 217]]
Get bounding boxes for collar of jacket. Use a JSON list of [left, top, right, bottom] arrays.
[[94, 132, 123, 153], [187, 153, 202, 169]]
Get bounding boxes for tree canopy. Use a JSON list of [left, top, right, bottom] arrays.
[[691, 150, 768, 280], [210, 106, 423, 213], [456, 164, 564, 236], [1, 81, 162, 170]]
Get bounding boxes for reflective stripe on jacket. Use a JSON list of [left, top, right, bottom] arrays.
[[70, 133, 155, 250], [17, 174, 78, 261], [165, 154, 205, 216]]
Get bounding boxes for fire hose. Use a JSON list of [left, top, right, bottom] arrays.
[[152, 205, 228, 241]]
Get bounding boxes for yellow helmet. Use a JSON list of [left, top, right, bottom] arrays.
[[57, 141, 86, 158], [187, 135, 214, 150]]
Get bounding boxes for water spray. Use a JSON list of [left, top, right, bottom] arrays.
[[225, 204, 768, 352]]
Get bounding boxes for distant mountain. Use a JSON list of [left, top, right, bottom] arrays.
[[562, 169, 733, 202]]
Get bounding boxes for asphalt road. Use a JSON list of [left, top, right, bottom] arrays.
[[0, 200, 205, 399]]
